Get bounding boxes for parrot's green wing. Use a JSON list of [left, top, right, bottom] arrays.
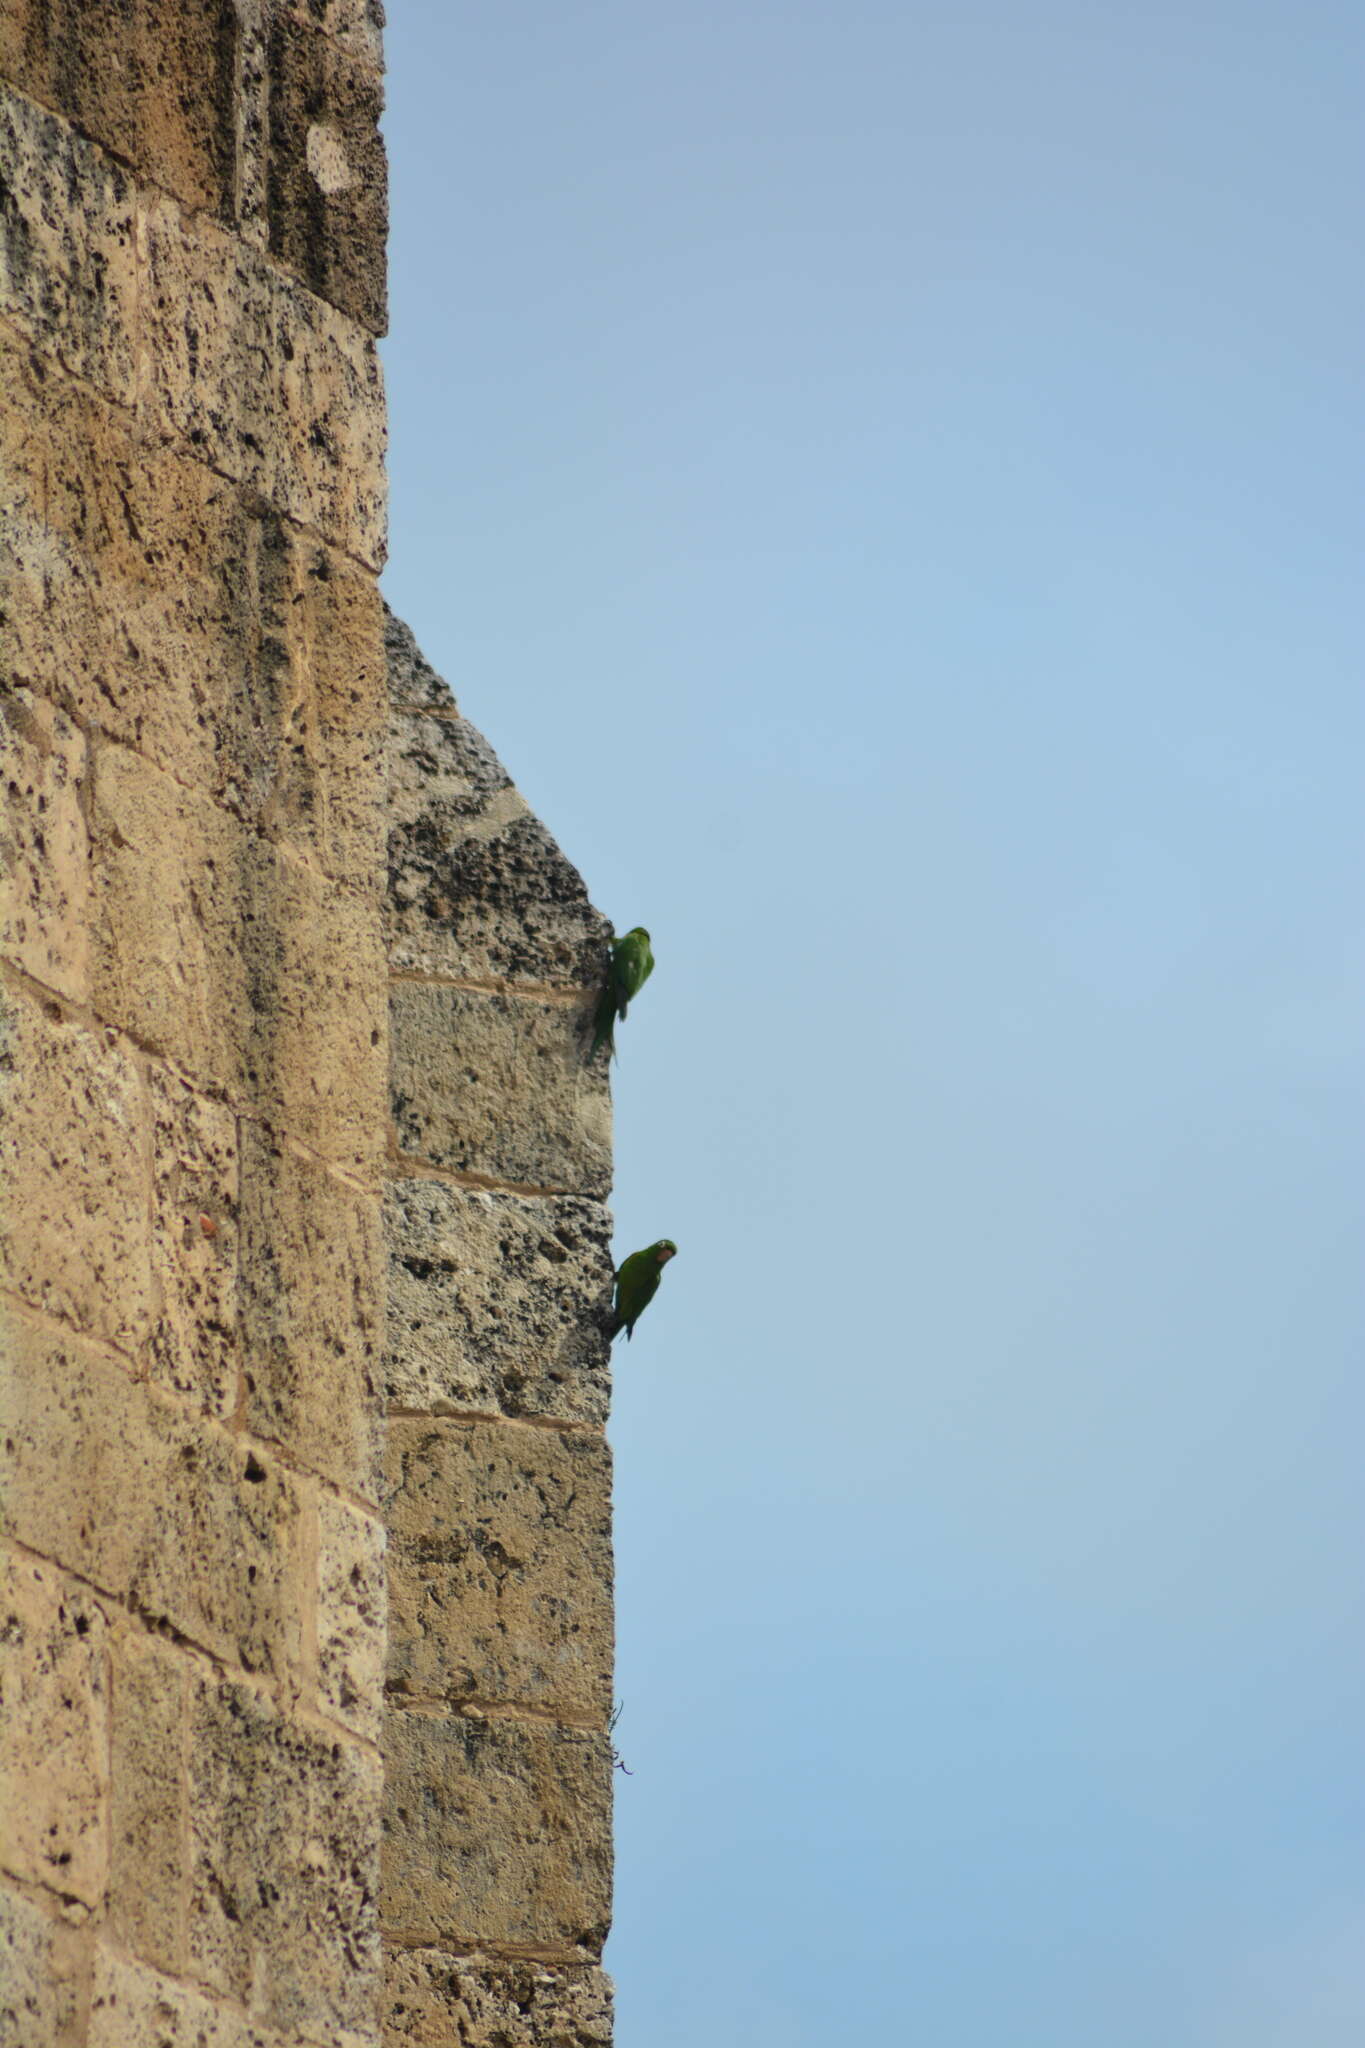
[[613, 928, 654, 1016]]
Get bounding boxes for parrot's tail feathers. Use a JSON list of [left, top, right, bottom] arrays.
[[589, 990, 616, 1063]]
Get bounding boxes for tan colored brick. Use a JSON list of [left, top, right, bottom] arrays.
[[382, 1712, 612, 1953], [390, 986, 611, 1197], [89, 739, 386, 1170], [0, 688, 89, 1002], [317, 1492, 385, 1742], [387, 704, 609, 990], [0, 1886, 87, 2048], [0, 0, 236, 217], [386, 1420, 612, 1723], [0, 1310, 304, 1679], [383, 1950, 613, 2048], [88, 1945, 372, 2048], [149, 1066, 239, 1417], [141, 193, 387, 564], [0, 1549, 108, 1905], [0, 983, 151, 1351], [266, 15, 386, 333], [0, 85, 136, 403], [108, 1626, 187, 1974], [384, 1182, 612, 1426], [239, 1123, 384, 1498], [287, 0, 385, 62], [0, 336, 387, 879], [188, 1673, 382, 2037]]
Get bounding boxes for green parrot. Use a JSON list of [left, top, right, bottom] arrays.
[[608, 1239, 677, 1341], [590, 926, 655, 1062]]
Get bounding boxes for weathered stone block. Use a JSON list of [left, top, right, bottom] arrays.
[[0, 1312, 304, 1678], [188, 1674, 382, 2037], [0, 1549, 108, 1905], [89, 739, 386, 1170], [383, 1950, 613, 2048], [384, 1181, 612, 1426], [0, 688, 89, 1002], [317, 1491, 386, 1742], [287, 0, 385, 62], [0, 0, 237, 216], [149, 1066, 239, 1417], [239, 1123, 384, 1499], [388, 707, 609, 989], [267, 14, 386, 333], [384, 607, 457, 715], [142, 194, 387, 563], [0, 984, 151, 1351], [0, 337, 387, 878], [386, 1419, 613, 1723], [390, 986, 611, 1197], [0, 1886, 86, 2048], [108, 1626, 187, 1973], [382, 1712, 612, 1953], [0, 85, 136, 402], [88, 1945, 365, 2048]]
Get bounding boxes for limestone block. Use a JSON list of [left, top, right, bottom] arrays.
[[88, 1946, 370, 2048], [0, 1313, 305, 1679], [317, 1491, 386, 1742], [267, 13, 387, 333], [287, 0, 386, 62], [0, 337, 387, 878], [384, 1181, 612, 1427], [0, 688, 89, 1002], [383, 1950, 613, 2048], [382, 1713, 612, 1953], [238, 1123, 384, 1499], [390, 986, 611, 1198], [89, 740, 386, 1171], [384, 608, 457, 716], [0, 985, 151, 1351], [0, 85, 136, 403], [387, 708, 609, 989], [0, 1887, 86, 2048], [0, 1549, 108, 1905], [385, 1419, 612, 1723], [149, 1066, 239, 1417], [0, 0, 236, 217], [188, 1674, 382, 2038], [108, 1626, 187, 1974], [142, 194, 387, 564]]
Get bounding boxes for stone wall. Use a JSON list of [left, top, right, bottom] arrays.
[[0, 8, 616, 2045]]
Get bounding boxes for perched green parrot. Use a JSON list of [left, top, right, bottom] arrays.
[[590, 927, 655, 1062], [608, 1239, 677, 1341]]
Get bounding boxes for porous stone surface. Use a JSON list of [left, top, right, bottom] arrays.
[[188, 1674, 382, 2037], [0, 0, 238, 216], [383, 1950, 613, 2048], [0, 84, 137, 402], [384, 1181, 612, 1426], [0, 1548, 109, 1906], [149, 1066, 240, 1417], [0, 1886, 86, 2047], [108, 1626, 188, 1973], [0, 688, 89, 1002], [317, 1492, 387, 1743], [390, 983, 610, 1196], [386, 1419, 613, 1722], [266, 12, 387, 333], [1, 1311, 305, 1680], [142, 194, 387, 564], [238, 1122, 385, 1500], [382, 1713, 612, 1952], [0, 987, 151, 1351]]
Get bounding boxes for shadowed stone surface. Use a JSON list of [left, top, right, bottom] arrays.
[[382, 1950, 613, 2048]]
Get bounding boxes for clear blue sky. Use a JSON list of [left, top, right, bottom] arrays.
[[379, 6, 1365, 2041]]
